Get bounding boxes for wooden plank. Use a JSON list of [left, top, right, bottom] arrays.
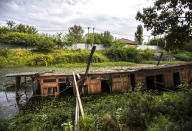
[[74, 97, 79, 131], [73, 72, 85, 118]]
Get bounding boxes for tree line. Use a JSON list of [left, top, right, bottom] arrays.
[[0, 21, 115, 51]]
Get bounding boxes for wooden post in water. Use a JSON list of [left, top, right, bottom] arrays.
[[15, 76, 21, 98], [31, 77, 35, 95], [24, 76, 27, 97]]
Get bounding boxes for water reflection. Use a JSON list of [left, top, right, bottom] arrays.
[[0, 83, 33, 120]]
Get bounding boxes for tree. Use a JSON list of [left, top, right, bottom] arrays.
[[135, 25, 143, 45], [15, 24, 38, 34], [148, 38, 166, 48], [102, 31, 113, 47], [66, 25, 84, 44], [6, 20, 16, 30], [136, 0, 192, 50], [53, 33, 65, 49], [84, 33, 103, 44], [6, 20, 37, 34]]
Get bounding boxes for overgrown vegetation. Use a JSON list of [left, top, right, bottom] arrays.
[[105, 45, 153, 63], [0, 47, 186, 68], [1, 83, 192, 131]]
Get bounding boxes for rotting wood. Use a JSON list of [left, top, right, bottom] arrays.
[[73, 72, 85, 118]]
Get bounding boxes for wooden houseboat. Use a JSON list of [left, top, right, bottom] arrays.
[[35, 62, 192, 96]]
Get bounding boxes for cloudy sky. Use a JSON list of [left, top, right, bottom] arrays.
[[0, 0, 153, 41]]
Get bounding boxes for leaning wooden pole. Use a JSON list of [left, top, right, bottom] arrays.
[[157, 52, 163, 66], [73, 72, 85, 118], [82, 46, 96, 84]]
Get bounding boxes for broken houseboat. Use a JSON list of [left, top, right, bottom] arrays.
[[6, 62, 192, 97]]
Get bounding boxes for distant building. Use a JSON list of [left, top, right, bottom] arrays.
[[119, 38, 136, 45]]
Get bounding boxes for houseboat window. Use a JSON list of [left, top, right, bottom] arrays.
[[67, 78, 72, 81], [91, 76, 99, 80], [48, 88, 52, 95], [137, 73, 144, 77], [101, 75, 109, 80], [53, 87, 57, 94], [43, 79, 56, 83], [112, 75, 120, 78], [59, 78, 65, 82]]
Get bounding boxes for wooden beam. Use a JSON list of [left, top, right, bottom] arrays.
[[31, 77, 35, 95], [82, 46, 96, 84], [74, 97, 79, 131], [73, 72, 84, 118], [15, 76, 21, 97], [157, 52, 163, 66]]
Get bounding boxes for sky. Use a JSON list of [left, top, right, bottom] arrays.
[[0, 0, 154, 42]]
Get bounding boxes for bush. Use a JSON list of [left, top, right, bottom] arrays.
[[35, 35, 56, 52], [140, 49, 153, 60], [27, 55, 53, 66], [0, 32, 38, 48], [105, 46, 143, 63]]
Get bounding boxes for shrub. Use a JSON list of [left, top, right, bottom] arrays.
[[0, 32, 38, 48], [140, 49, 153, 60], [105, 46, 143, 63], [27, 55, 53, 66], [35, 35, 56, 52]]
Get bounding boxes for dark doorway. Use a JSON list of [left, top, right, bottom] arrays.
[[155, 75, 164, 89], [173, 72, 180, 87], [59, 83, 73, 95], [36, 80, 41, 94], [130, 74, 136, 91], [146, 76, 155, 90], [101, 80, 110, 92]]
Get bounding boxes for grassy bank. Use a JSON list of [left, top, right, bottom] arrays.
[[1, 84, 192, 131], [0, 49, 184, 68]]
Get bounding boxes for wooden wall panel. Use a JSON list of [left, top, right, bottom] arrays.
[[121, 74, 130, 91], [87, 77, 101, 94], [112, 74, 122, 92], [164, 72, 173, 88]]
